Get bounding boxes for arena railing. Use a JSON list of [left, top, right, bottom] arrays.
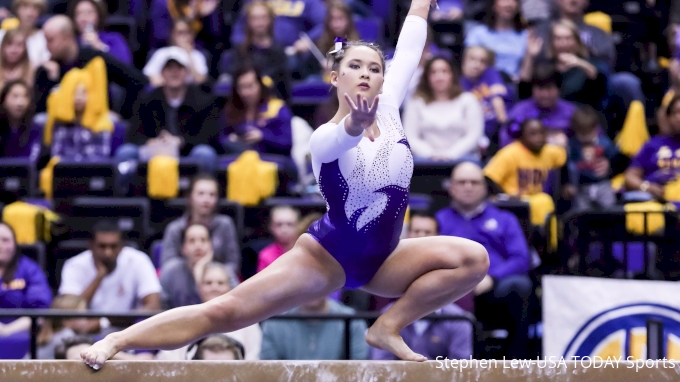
[[0, 309, 477, 360]]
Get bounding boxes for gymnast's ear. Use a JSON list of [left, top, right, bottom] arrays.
[[330, 70, 339, 88]]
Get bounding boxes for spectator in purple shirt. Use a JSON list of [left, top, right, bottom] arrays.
[[436, 161, 532, 359], [220, 66, 293, 157], [0, 222, 52, 359], [68, 0, 132, 65], [371, 211, 474, 361], [0, 79, 40, 158], [502, 64, 575, 147]]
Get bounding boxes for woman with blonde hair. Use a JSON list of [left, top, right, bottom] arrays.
[[520, 19, 608, 108], [0, 29, 34, 88]]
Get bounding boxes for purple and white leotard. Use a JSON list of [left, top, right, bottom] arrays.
[[306, 16, 427, 289]]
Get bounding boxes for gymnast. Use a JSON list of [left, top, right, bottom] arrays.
[[81, 0, 489, 367]]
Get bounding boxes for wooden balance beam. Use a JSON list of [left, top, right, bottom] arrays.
[[1, 360, 678, 381]]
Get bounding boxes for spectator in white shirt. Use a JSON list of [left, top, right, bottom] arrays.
[[403, 56, 484, 162], [58, 220, 162, 312]]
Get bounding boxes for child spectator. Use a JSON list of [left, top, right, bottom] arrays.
[[36, 295, 100, 359], [0, 80, 39, 158], [566, 105, 620, 209], [256, 205, 300, 272], [68, 0, 132, 64], [161, 174, 240, 271], [464, 0, 528, 80], [0, 28, 35, 88], [460, 46, 509, 138], [144, 18, 208, 86], [0, 0, 49, 66], [220, 66, 293, 157], [224, 1, 290, 100], [157, 262, 262, 360], [485, 116, 566, 198], [403, 56, 484, 161]]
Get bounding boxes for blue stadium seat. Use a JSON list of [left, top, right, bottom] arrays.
[[0, 157, 36, 202], [52, 159, 117, 198], [54, 197, 151, 244]]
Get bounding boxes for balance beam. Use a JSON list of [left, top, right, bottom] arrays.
[[1, 360, 678, 381]]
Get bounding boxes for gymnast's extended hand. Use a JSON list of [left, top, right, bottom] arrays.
[[344, 93, 379, 142]]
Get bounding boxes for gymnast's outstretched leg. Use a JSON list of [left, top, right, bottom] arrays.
[[80, 235, 345, 368], [362, 236, 489, 361]]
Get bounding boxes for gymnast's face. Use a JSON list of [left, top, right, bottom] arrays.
[[331, 46, 384, 106]]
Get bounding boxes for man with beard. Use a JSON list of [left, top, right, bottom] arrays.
[[59, 220, 161, 312]]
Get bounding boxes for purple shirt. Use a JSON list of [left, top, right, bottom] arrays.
[[95, 31, 132, 65], [630, 136, 680, 186], [371, 303, 473, 360], [436, 205, 530, 280], [502, 98, 576, 147], [461, 68, 509, 136], [222, 100, 293, 156], [0, 122, 41, 158], [0, 256, 52, 324]]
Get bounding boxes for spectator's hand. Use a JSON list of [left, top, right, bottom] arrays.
[[557, 53, 582, 70], [293, 39, 309, 54], [593, 159, 610, 177], [562, 184, 577, 199], [42, 60, 60, 81], [149, 75, 165, 88], [647, 183, 666, 201], [83, 29, 106, 52], [94, 259, 110, 277], [192, 250, 214, 285], [526, 32, 543, 58], [158, 130, 183, 148], [473, 275, 494, 296], [242, 129, 263, 144], [198, 0, 218, 16]]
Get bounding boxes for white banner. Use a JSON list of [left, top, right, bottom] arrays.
[[542, 275, 680, 360]]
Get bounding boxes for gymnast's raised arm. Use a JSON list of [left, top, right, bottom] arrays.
[[380, 0, 431, 109]]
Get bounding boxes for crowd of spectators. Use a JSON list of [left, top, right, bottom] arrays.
[[1, 0, 679, 362]]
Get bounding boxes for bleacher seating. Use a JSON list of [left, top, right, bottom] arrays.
[[53, 159, 118, 198], [0, 158, 36, 202]]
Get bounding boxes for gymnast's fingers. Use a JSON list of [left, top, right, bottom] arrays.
[[370, 95, 379, 113], [344, 93, 357, 110]]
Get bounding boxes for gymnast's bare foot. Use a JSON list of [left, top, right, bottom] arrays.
[[80, 336, 119, 370], [366, 321, 427, 362]]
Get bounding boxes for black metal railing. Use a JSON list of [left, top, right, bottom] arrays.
[[0, 309, 476, 360]]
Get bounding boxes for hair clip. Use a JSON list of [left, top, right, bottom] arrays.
[[329, 37, 346, 54]]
